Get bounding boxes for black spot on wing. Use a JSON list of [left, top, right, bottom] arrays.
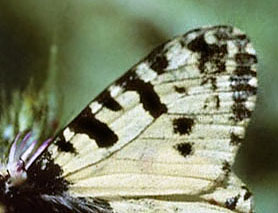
[[174, 142, 193, 157], [187, 33, 227, 74], [225, 195, 240, 210], [241, 186, 252, 200], [179, 40, 186, 47], [147, 43, 169, 74], [173, 117, 194, 135], [222, 161, 231, 175], [231, 102, 252, 122], [69, 106, 118, 148], [235, 53, 257, 65], [174, 86, 187, 94], [230, 132, 243, 145], [215, 95, 220, 109], [55, 134, 77, 154], [116, 71, 167, 118], [234, 34, 247, 40], [95, 90, 122, 111], [233, 66, 256, 77]]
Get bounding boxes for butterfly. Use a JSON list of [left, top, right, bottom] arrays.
[[0, 25, 257, 212]]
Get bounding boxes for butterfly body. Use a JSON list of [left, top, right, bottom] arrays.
[[0, 25, 257, 212]]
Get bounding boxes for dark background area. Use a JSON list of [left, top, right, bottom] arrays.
[[0, 1, 276, 211]]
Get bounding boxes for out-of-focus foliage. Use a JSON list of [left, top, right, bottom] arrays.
[[0, 0, 276, 212]]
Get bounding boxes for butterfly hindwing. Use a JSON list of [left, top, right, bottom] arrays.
[[48, 25, 257, 212], [108, 173, 252, 213]]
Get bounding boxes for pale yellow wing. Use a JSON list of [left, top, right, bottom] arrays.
[[48, 25, 257, 212]]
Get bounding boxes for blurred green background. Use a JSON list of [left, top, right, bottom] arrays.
[[0, 0, 276, 212]]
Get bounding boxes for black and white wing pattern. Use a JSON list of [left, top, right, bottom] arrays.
[[0, 25, 257, 213]]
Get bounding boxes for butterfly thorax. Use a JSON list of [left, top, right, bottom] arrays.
[[0, 133, 112, 213], [0, 149, 72, 212], [0, 132, 68, 212]]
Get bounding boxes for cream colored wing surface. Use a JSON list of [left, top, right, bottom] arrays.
[[109, 173, 253, 213], [48, 25, 257, 212]]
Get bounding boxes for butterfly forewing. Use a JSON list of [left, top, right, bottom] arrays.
[[48, 25, 257, 212]]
